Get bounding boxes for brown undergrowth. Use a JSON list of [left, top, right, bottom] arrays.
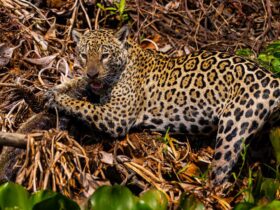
[[0, 0, 279, 209]]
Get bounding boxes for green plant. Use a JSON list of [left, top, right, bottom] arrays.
[[89, 185, 168, 210], [235, 200, 280, 210], [138, 189, 168, 210], [89, 185, 137, 210], [162, 127, 170, 144], [231, 138, 249, 186], [269, 127, 280, 176], [0, 182, 170, 210], [258, 40, 280, 74], [235, 48, 255, 58], [236, 40, 280, 75], [233, 170, 280, 209], [97, 0, 129, 22], [178, 193, 205, 210], [0, 182, 80, 210]]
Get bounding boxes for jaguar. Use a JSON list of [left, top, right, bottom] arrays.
[[45, 26, 280, 188]]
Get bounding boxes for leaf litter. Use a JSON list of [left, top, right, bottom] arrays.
[[0, 0, 279, 209]]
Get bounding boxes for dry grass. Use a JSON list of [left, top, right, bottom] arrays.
[[0, 0, 279, 209]]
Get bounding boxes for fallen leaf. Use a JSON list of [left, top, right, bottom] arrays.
[[45, 18, 57, 40], [99, 151, 113, 165], [0, 41, 23, 67], [164, 0, 180, 13], [23, 53, 58, 66], [30, 30, 48, 51]]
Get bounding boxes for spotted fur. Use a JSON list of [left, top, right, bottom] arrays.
[[46, 27, 280, 187]]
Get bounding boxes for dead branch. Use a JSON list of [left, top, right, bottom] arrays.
[[0, 131, 26, 148]]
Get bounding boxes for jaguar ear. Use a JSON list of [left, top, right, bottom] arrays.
[[72, 29, 83, 43], [115, 26, 129, 47]]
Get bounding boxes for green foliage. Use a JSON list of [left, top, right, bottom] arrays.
[[32, 192, 80, 210], [232, 138, 250, 193], [178, 194, 205, 210], [0, 182, 31, 210], [239, 138, 250, 178], [234, 172, 280, 209], [89, 185, 168, 210], [258, 41, 280, 73], [235, 48, 254, 57], [138, 189, 168, 210], [30, 190, 56, 207], [119, 0, 126, 16], [0, 182, 170, 210], [233, 202, 255, 210], [89, 185, 137, 210], [236, 40, 280, 74], [269, 128, 280, 166], [251, 200, 280, 210], [236, 200, 280, 210], [97, 0, 129, 22], [162, 127, 170, 144], [259, 178, 280, 201], [233, 131, 280, 209], [0, 182, 80, 210]]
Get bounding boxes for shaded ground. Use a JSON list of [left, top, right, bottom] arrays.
[[0, 0, 280, 209]]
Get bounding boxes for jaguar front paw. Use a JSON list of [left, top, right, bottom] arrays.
[[43, 89, 60, 110]]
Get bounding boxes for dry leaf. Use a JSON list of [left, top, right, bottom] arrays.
[[45, 18, 57, 40], [23, 53, 58, 66], [30, 31, 48, 51], [164, 0, 180, 13], [0, 41, 23, 67], [184, 163, 200, 177], [99, 151, 113, 165]]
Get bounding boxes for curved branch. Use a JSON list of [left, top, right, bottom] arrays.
[[0, 132, 27, 148]]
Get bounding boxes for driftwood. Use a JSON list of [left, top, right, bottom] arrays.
[[0, 111, 57, 182], [0, 132, 26, 148]]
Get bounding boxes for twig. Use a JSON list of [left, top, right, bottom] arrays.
[[79, 0, 92, 30], [94, 7, 101, 30], [15, 0, 51, 26], [0, 83, 18, 87], [0, 131, 27, 148], [67, 1, 79, 39]]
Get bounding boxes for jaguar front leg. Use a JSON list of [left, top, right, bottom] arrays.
[[49, 77, 88, 98], [46, 92, 133, 138]]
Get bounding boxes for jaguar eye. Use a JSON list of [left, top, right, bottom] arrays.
[[101, 53, 110, 61], [80, 53, 87, 60]]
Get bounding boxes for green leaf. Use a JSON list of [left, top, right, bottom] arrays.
[[251, 200, 280, 210], [178, 194, 205, 210], [105, 7, 117, 11], [96, 3, 105, 11], [252, 170, 264, 199], [138, 189, 168, 210], [89, 185, 136, 210], [260, 178, 280, 201], [269, 128, 280, 164], [30, 190, 56, 207], [32, 193, 80, 210], [266, 43, 280, 52], [134, 200, 153, 210], [119, 0, 126, 15], [235, 48, 254, 57], [273, 51, 280, 58], [233, 202, 255, 210], [0, 182, 31, 210], [258, 53, 274, 63], [271, 59, 280, 72]]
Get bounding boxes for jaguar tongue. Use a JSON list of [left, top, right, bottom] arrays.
[[90, 81, 103, 91]]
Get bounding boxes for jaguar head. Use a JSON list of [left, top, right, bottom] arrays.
[[73, 26, 129, 94]]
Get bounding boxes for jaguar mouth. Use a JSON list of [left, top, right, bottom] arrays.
[[89, 79, 103, 92]]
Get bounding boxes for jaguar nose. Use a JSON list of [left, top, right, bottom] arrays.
[[87, 67, 99, 79]]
